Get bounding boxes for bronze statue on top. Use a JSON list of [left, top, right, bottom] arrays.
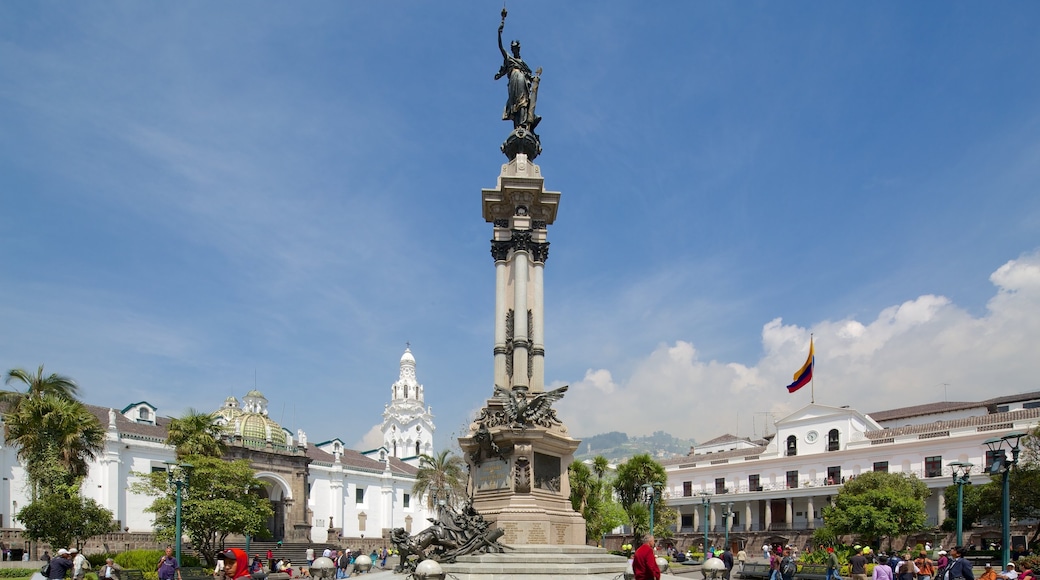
[[496, 8, 542, 160]]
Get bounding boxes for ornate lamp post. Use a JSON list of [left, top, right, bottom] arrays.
[[641, 482, 663, 536], [699, 493, 712, 556], [949, 461, 973, 547], [165, 462, 194, 566], [983, 432, 1026, 568]]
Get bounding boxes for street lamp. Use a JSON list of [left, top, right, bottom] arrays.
[[983, 432, 1026, 569], [699, 493, 712, 557], [949, 462, 973, 547], [165, 462, 194, 566], [641, 483, 663, 536], [722, 502, 734, 552]]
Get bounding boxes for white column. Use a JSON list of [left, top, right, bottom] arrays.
[[709, 504, 717, 531], [511, 249, 530, 388], [745, 501, 753, 532], [530, 260, 545, 392], [764, 500, 772, 531], [494, 260, 509, 388], [785, 498, 793, 527], [693, 505, 701, 532], [807, 497, 815, 529]]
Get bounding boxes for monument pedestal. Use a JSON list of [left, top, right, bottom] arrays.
[[459, 396, 586, 546]]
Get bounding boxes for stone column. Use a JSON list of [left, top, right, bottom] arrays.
[[493, 244, 509, 388], [709, 504, 717, 531], [807, 497, 815, 529], [937, 491, 947, 521], [694, 505, 701, 532], [530, 253, 546, 392], [764, 500, 772, 531], [785, 498, 793, 528], [745, 501, 753, 532], [511, 246, 530, 389]]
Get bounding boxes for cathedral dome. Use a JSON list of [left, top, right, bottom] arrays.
[[400, 348, 415, 364], [212, 391, 288, 446], [237, 412, 287, 446]]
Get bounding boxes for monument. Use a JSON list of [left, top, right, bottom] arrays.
[[391, 10, 636, 578]]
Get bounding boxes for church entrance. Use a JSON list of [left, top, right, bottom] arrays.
[[257, 479, 289, 540]]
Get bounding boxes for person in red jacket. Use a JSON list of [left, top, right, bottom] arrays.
[[632, 534, 661, 580]]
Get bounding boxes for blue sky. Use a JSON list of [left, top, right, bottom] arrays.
[[2, 2, 1039, 450]]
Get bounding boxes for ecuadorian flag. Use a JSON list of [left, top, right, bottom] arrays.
[[786, 338, 814, 393]]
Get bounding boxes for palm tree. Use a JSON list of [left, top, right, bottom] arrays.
[[166, 409, 227, 459], [2, 365, 79, 413], [412, 450, 466, 511], [6, 394, 105, 488]]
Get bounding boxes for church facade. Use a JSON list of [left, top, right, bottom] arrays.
[[0, 348, 434, 544]]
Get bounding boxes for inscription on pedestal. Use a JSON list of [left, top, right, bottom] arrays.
[[527, 522, 548, 544], [501, 521, 519, 544], [473, 458, 510, 491], [553, 523, 568, 544]]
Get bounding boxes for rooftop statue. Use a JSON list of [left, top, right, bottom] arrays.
[[496, 8, 542, 160]]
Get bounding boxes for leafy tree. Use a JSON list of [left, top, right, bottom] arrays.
[[612, 453, 671, 538], [569, 457, 627, 544], [166, 409, 227, 459], [17, 485, 117, 549], [132, 455, 273, 566], [819, 471, 930, 548], [6, 395, 105, 487], [412, 451, 467, 511]]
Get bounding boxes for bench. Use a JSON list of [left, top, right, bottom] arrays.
[[182, 567, 209, 580], [741, 563, 772, 580], [123, 570, 145, 580], [795, 564, 828, 580]]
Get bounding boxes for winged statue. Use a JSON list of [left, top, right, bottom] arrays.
[[493, 385, 568, 429]]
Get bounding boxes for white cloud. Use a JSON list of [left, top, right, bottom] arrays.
[[557, 250, 1040, 443], [355, 424, 384, 451]]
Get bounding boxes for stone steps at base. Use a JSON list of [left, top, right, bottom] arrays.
[[441, 545, 630, 578]]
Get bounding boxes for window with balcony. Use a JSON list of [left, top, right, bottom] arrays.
[[873, 461, 888, 473], [749, 474, 761, 492], [827, 429, 840, 452], [786, 470, 799, 489], [827, 466, 841, 485], [715, 478, 727, 494], [786, 435, 797, 457], [683, 481, 692, 497], [925, 456, 943, 478]]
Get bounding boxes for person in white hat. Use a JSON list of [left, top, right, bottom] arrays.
[[999, 563, 1019, 580], [46, 549, 74, 580]]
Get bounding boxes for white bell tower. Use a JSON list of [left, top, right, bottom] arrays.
[[381, 347, 435, 458]]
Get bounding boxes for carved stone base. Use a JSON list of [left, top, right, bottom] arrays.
[[459, 399, 586, 546], [502, 127, 542, 161], [442, 544, 630, 579]]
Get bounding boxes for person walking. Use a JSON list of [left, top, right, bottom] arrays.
[[722, 547, 734, 580], [916, 551, 935, 580], [873, 557, 893, 580], [71, 549, 90, 580], [780, 548, 797, 580], [850, 547, 869, 580], [770, 549, 782, 580], [632, 534, 661, 580], [827, 547, 842, 580], [947, 547, 975, 580], [738, 548, 748, 574]]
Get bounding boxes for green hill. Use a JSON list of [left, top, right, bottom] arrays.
[[574, 430, 696, 463]]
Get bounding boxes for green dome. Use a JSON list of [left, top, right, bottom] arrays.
[[239, 413, 287, 446]]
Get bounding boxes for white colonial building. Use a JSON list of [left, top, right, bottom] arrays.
[[663, 390, 1040, 549], [0, 348, 434, 544]]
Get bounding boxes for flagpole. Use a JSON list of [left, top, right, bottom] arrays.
[[810, 333, 815, 404]]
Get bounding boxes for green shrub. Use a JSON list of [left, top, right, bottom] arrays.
[[87, 554, 116, 569], [0, 569, 39, 578]]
